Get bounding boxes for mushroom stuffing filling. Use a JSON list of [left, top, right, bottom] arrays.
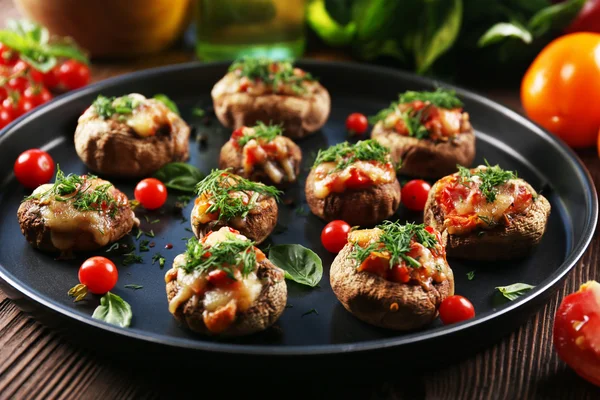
[[436, 163, 535, 235], [230, 123, 297, 184], [165, 227, 266, 334], [350, 222, 449, 290], [311, 140, 396, 199], [192, 169, 281, 225], [89, 93, 172, 138], [227, 57, 317, 96], [372, 89, 471, 142]]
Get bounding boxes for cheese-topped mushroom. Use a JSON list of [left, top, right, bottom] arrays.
[[74, 93, 190, 178], [17, 167, 138, 256], [212, 57, 331, 139], [371, 89, 475, 178], [165, 227, 287, 336], [191, 169, 281, 245], [219, 122, 302, 187]]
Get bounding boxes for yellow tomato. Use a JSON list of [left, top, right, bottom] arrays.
[[521, 33, 600, 148]]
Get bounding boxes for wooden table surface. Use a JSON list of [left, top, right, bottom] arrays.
[[1, 3, 600, 399]]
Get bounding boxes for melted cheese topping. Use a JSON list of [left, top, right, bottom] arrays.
[[382, 102, 469, 140], [165, 227, 263, 319], [31, 181, 125, 251], [213, 70, 318, 98], [241, 135, 296, 184], [312, 160, 396, 199]]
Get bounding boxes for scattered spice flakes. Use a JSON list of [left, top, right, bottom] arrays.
[[467, 270, 475, 280], [152, 253, 166, 269], [302, 308, 319, 317], [124, 284, 143, 290], [165, 243, 173, 250], [122, 252, 143, 266]]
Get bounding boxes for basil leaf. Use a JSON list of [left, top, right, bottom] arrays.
[[92, 292, 132, 328], [496, 283, 535, 301], [153, 162, 204, 193], [478, 22, 533, 47], [306, 0, 356, 46], [413, 0, 463, 74], [269, 244, 323, 287], [7, 19, 49, 44], [325, 0, 354, 25], [43, 42, 88, 64], [153, 94, 180, 115], [528, 0, 585, 37]]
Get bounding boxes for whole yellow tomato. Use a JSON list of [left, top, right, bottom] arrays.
[[521, 33, 600, 148]]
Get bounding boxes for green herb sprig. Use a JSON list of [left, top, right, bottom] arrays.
[[313, 140, 390, 171], [92, 95, 141, 120], [457, 161, 517, 203], [25, 166, 119, 216], [195, 169, 281, 221], [351, 221, 438, 270], [237, 122, 283, 147], [182, 233, 257, 277], [229, 57, 315, 94]]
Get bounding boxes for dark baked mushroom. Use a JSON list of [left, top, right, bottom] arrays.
[[219, 122, 302, 187], [330, 222, 454, 330], [165, 227, 287, 336], [212, 58, 330, 139], [423, 163, 551, 260], [74, 93, 190, 178], [371, 89, 475, 178], [305, 140, 401, 227]]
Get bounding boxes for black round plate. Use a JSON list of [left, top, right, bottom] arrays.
[[0, 61, 596, 369]]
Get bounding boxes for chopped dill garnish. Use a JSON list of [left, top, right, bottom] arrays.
[[146, 230, 155, 238], [122, 252, 143, 266], [302, 308, 319, 317], [191, 107, 205, 117], [152, 253, 166, 269], [124, 284, 143, 290], [139, 240, 150, 252], [25, 166, 119, 217], [229, 57, 314, 94], [457, 161, 517, 203], [237, 122, 282, 147], [195, 169, 282, 221], [93, 95, 141, 119], [313, 140, 390, 171], [467, 270, 475, 280], [351, 221, 438, 270], [181, 233, 257, 278]]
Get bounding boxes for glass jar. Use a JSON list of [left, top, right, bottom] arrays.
[[195, 0, 307, 61]]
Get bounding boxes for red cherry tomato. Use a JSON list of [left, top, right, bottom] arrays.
[[12, 60, 43, 83], [207, 269, 237, 287], [56, 60, 90, 90], [0, 43, 17, 66], [346, 112, 369, 135], [78, 256, 118, 295], [42, 66, 61, 89], [13, 149, 55, 189], [134, 178, 168, 210], [0, 86, 7, 102], [23, 85, 52, 106], [7, 76, 28, 93], [2, 97, 18, 112], [17, 98, 35, 115], [0, 106, 14, 128], [401, 179, 431, 211], [439, 295, 476, 325], [389, 265, 411, 283], [345, 168, 373, 190], [321, 220, 351, 253], [553, 281, 600, 386]]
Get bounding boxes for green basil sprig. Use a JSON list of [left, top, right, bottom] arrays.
[[0, 19, 88, 72], [153, 94, 180, 115], [269, 244, 323, 287], [496, 283, 535, 301], [153, 162, 205, 193], [92, 292, 132, 328]]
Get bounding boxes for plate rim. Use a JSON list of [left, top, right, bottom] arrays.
[[0, 59, 597, 356]]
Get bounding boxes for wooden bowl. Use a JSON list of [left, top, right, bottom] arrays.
[[14, 0, 192, 58]]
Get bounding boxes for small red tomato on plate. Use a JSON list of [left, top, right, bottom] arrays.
[[321, 220, 351, 253], [57, 60, 90, 90], [78, 256, 118, 295], [401, 179, 431, 211], [439, 295, 475, 325], [0, 106, 14, 128], [0, 43, 17, 66], [13, 149, 55, 189], [134, 178, 168, 210], [346, 113, 368, 136], [12, 60, 43, 83], [553, 281, 600, 387]]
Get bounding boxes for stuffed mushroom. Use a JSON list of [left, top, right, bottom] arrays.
[[212, 57, 330, 139], [74, 93, 190, 178], [330, 221, 454, 330], [371, 89, 475, 178], [423, 163, 551, 260], [305, 140, 401, 227], [166, 227, 287, 336], [17, 168, 138, 256], [219, 122, 302, 187], [191, 169, 281, 245]]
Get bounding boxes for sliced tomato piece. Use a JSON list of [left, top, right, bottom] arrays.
[[357, 254, 389, 279], [389, 264, 410, 283], [345, 168, 373, 190]]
